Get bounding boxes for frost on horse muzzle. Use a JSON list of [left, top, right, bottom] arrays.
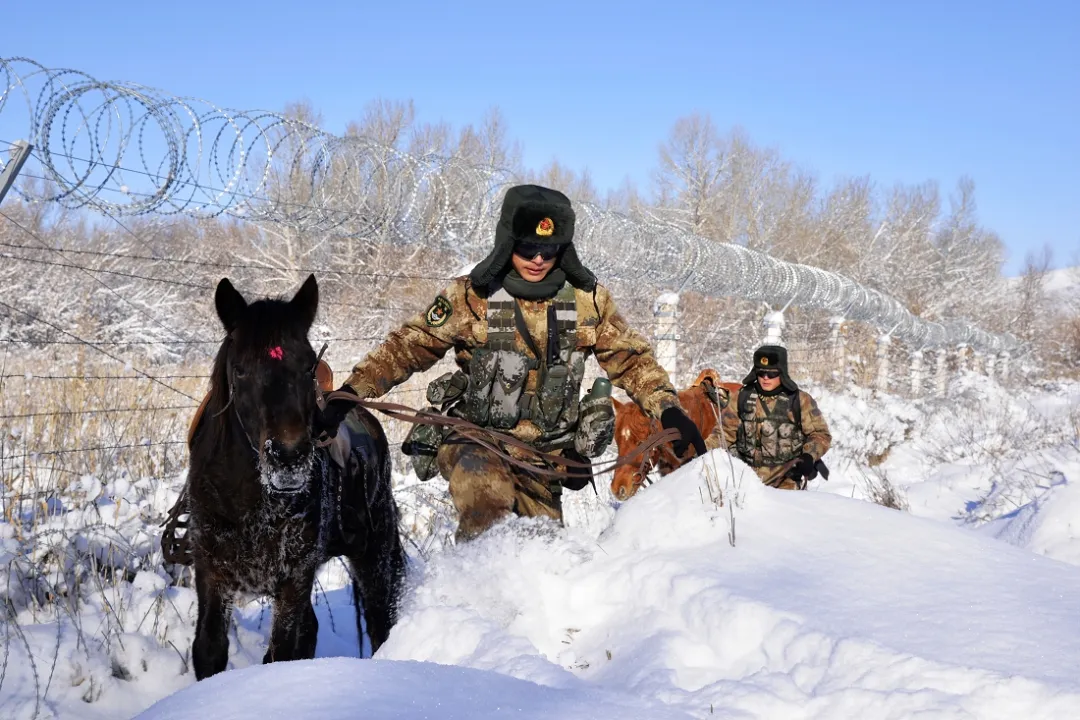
[[259, 437, 315, 493]]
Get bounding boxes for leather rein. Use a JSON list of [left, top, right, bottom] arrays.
[[318, 390, 682, 483]]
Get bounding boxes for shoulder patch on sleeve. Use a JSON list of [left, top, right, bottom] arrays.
[[425, 295, 453, 327]]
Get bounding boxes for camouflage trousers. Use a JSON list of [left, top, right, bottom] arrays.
[[705, 434, 804, 491], [753, 465, 804, 491], [436, 439, 564, 542]]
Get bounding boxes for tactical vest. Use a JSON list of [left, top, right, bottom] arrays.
[[456, 284, 587, 448], [735, 388, 805, 467]]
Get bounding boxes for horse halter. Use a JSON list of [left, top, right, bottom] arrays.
[[310, 343, 328, 385], [215, 340, 330, 456], [213, 355, 260, 456], [213, 340, 281, 456]]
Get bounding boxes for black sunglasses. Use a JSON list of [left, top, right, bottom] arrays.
[[756, 369, 781, 379], [514, 243, 560, 261]]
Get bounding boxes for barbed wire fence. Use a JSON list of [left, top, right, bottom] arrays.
[[0, 53, 1028, 511], [0, 55, 1018, 343], [0, 57, 1034, 717], [0, 52, 1023, 389]]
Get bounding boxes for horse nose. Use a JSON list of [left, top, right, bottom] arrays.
[[268, 438, 312, 466]]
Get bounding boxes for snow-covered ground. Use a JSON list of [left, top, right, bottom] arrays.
[[3, 374, 1080, 719], [135, 657, 697, 720], [1042, 266, 1080, 300]]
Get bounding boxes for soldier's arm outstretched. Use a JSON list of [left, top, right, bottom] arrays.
[[344, 278, 475, 398], [589, 284, 680, 419], [798, 392, 832, 460]]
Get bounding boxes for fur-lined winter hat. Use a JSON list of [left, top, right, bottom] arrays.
[[469, 184, 596, 293], [742, 345, 799, 392]]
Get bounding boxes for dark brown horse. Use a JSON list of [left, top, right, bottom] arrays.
[[610, 369, 742, 500], [186, 274, 405, 681]]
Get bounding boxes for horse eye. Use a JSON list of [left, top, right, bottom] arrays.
[[233, 364, 247, 378]]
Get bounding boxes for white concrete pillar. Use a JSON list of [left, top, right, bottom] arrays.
[[875, 335, 891, 393], [910, 350, 924, 397], [763, 311, 785, 346], [956, 345, 969, 374], [829, 316, 846, 386], [654, 291, 680, 384], [935, 348, 948, 397]]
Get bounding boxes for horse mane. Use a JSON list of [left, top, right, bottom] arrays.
[[199, 335, 233, 441], [691, 368, 722, 387], [613, 395, 654, 442]]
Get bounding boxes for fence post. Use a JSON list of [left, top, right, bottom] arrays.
[[956, 344, 969, 374], [875, 335, 891, 393], [0, 140, 33, 204], [654, 291, 680, 385], [910, 349, 924, 397], [971, 349, 984, 376], [999, 352, 1010, 383], [829, 315, 846, 386], [984, 352, 996, 381], [935, 348, 948, 397], [763, 310, 785, 346]]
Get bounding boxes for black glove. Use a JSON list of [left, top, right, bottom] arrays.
[[788, 453, 818, 482], [660, 407, 707, 460], [313, 384, 358, 438]]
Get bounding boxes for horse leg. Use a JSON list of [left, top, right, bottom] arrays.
[[192, 565, 232, 680], [345, 475, 406, 656], [346, 531, 405, 656], [347, 572, 368, 657], [264, 574, 319, 664]]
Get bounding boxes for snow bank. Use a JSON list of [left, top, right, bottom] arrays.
[[134, 657, 694, 720], [378, 453, 1080, 718], [5, 379, 1080, 719], [978, 453, 1080, 565], [815, 376, 1080, 546]]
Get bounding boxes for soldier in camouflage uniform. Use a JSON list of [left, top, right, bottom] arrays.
[[707, 345, 831, 490], [315, 184, 706, 541]]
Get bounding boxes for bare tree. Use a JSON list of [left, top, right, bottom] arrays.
[[652, 113, 731, 237], [526, 160, 599, 205]]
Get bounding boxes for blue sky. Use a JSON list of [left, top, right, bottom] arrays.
[[5, 0, 1077, 274]]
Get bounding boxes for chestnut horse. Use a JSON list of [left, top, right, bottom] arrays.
[[610, 369, 741, 500]]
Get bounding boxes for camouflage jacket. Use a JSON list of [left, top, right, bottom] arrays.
[[345, 277, 680, 443], [707, 387, 831, 486]]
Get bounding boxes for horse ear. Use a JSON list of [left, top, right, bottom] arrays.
[[215, 278, 248, 333], [290, 274, 319, 331]]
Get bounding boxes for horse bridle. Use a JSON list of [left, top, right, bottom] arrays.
[[212, 359, 260, 457], [212, 341, 328, 459]]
